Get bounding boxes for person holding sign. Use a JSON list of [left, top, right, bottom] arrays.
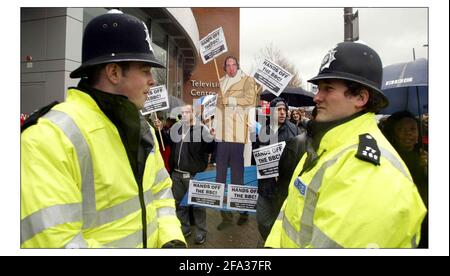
[[167, 105, 214, 245], [265, 42, 426, 248], [254, 97, 301, 242], [20, 10, 186, 248], [213, 56, 260, 230]]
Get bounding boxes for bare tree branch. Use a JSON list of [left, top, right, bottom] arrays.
[[253, 42, 303, 88]]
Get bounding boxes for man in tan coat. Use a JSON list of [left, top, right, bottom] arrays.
[[213, 56, 259, 230]]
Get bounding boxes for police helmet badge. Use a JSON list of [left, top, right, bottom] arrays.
[[142, 22, 154, 52], [319, 46, 337, 72]]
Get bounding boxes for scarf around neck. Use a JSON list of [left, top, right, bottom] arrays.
[[221, 69, 245, 94]]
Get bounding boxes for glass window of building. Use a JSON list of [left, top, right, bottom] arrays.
[[151, 22, 168, 88], [177, 54, 184, 99], [152, 43, 167, 87], [167, 40, 177, 97]]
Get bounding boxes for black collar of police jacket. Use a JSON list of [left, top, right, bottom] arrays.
[[76, 80, 153, 183], [298, 110, 367, 176], [307, 110, 367, 151]]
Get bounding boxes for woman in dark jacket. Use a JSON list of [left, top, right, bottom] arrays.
[[290, 109, 302, 127], [382, 111, 428, 248]]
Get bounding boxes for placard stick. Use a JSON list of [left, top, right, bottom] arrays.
[[212, 59, 222, 139], [213, 58, 222, 92], [153, 112, 165, 151]]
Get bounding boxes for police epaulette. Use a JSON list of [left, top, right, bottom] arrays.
[[355, 133, 381, 166], [21, 101, 59, 133]]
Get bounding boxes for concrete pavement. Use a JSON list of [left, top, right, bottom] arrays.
[[186, 208, 264, 249]]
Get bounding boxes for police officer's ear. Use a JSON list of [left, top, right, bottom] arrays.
[[104, 63, 122, 84], [355, 88, 369, 108]]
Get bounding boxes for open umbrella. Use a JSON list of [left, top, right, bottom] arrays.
[[379, 58, 428, 116], [260, 87, 315, 107]]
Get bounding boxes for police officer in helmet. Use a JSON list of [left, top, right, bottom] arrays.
[[21, 10, 186, 248], [265, 42, 426, 248]]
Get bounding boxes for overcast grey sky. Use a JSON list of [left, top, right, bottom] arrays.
[[240, 8, 428, 90]]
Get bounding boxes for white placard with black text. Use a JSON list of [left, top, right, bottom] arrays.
[[226, 184, 258, 212], [202, 95, 217, 120], [188, 180, 225, 208], [141, 85, 169, 115], [252, 141, 286, 179], [253, 59, 293, 97], [199, 27, 228, 64]]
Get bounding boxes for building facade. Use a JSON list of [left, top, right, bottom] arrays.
[[20, 7, 239, 117], [184, 8, 240, 104]]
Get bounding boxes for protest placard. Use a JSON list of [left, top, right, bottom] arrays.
[[252, 141, 286, 179], [140, 85, 169, 115], [188, 180, 225, 208], [226, 184, 258, 212], [199, 27, 228, 64], [253, 59, 293, 97], [202, 95, 217, 120]]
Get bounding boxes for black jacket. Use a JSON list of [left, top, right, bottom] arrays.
[[255, 121, 302, 198], [169, 122, 213, 174], [277, 132, 308, 202]]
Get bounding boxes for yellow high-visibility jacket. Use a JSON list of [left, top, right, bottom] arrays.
[[21, 88, 185, 248], [265, 112, 426, 248]]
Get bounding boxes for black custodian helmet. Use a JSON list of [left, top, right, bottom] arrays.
[[70, 9, 165, 79], [308, 42, 388, 108]]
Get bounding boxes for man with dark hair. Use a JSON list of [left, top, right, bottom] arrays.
[[21, 10, 185, 248], [382, 110, 428, 248], [255, 97, 301, 242], [266, 42, 426, 248]]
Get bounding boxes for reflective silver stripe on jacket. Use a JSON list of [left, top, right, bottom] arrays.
[[411, 235, 417, 248], [155, 168, 170, 187], [153, 170, 176, 218], [44, 110, 97, 228], [280, 214, 343, 248], [311, 225, 343, 248], [380, 147, 412, 181], [104, 220, 158, 248], [276, 209, 284, 220], [93, 192, 152, 227], [21, 203, 82, 244], [157, 207, 177, 218], [64, 232, 89, 248], [23, 110, 170, 246], [281, 210, 301, 246], [282, 143, 414, 248], [154, 186, 173, 200], [298, 145, 355, 247]]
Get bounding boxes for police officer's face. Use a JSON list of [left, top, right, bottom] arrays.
[[225, 58, 238, 77], [314, 79, 363, 122], [117, 62, 156, 109]]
